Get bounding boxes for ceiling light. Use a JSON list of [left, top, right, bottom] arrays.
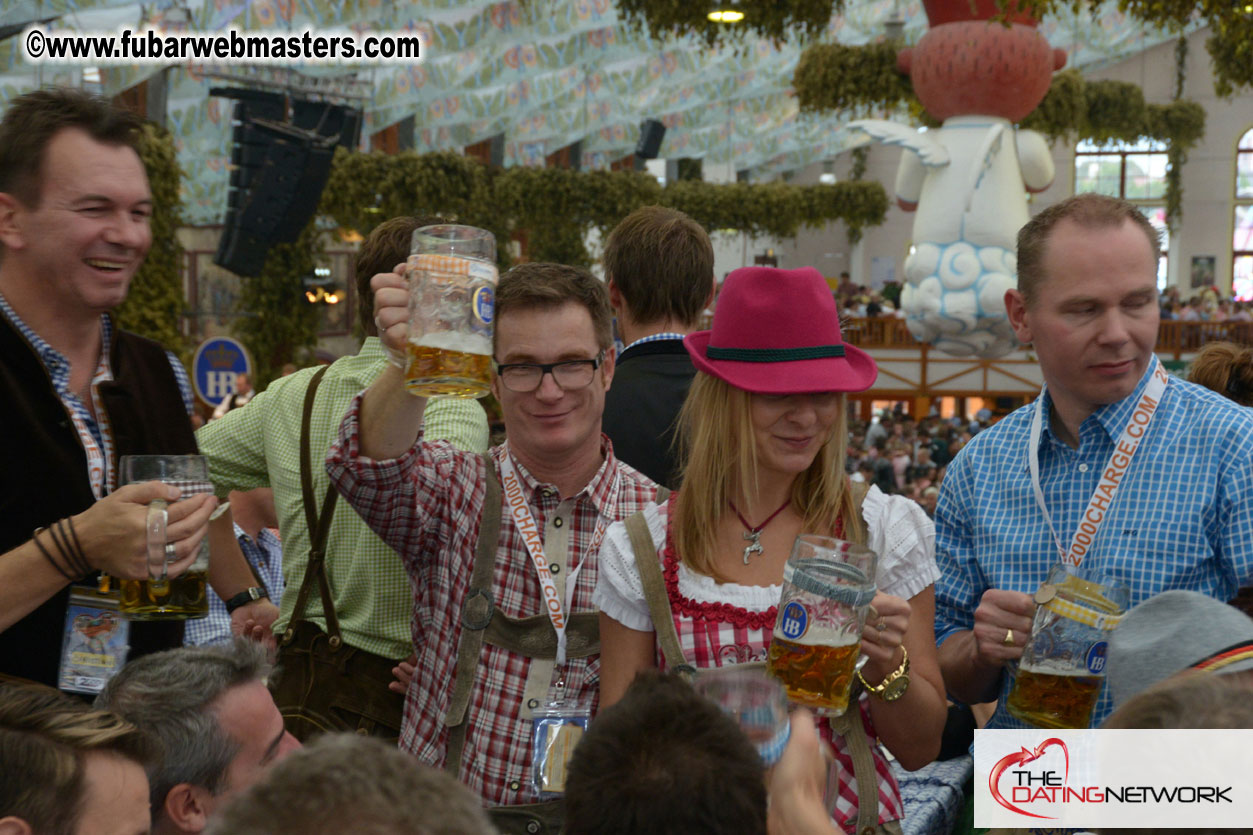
[[708, 5, 745, 23]]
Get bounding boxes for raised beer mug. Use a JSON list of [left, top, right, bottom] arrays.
[[404, 224, 498, 398], [116, 455, 212, 621], [694, 666, 792, 767], [767, 536, 878, 716], [1006, 563, 1129, 729]]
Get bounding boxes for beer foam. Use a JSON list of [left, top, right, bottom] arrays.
[[410, 331, 490, 354]]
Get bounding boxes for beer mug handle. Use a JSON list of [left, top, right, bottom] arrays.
[[146, 500, 169, 581]]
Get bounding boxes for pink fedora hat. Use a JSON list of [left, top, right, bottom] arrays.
[[684, 266, 877, 394]]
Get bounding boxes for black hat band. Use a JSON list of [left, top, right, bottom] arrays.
[[705, 344, 846, 363]]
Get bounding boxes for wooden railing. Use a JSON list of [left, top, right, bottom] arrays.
[[838, 317, 1253, 355], [1155, 321, 1253, 358], [841, 317, 915, 348]]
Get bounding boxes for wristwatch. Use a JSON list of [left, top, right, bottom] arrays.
[[224, 586, 269, 615], [858, 646, 911, 702]]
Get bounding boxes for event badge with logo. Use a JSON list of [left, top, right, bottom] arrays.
[[58, 590, 129, 695], [531, 700, 590, 798]]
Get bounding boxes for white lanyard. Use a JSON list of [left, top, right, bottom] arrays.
[[1028, 356, 1169, 568], [498, 448, 619, 667]]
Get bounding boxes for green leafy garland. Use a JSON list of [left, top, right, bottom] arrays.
[[846, 146, 870, 246], [613, 0, 843, 48], [988, 0, 1250, 97], [319, 152, 889, 267], [318, 148, 508, 261], [793, 44, 1206, 226], [611, 0, 1248, 92], [1022, 69, 1205, 227], [793, 43, 914, 115], [114, 123, 187, 358]]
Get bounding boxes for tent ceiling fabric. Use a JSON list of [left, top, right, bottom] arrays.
[[1, 0, 1177, 225]]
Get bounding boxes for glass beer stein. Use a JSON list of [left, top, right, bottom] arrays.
[[404, 224, 497, 398], [694, 666, 792, 767], [116, 455, 212, 621], [767, 536, 878, 715], [1006, 563, 1129, 729]]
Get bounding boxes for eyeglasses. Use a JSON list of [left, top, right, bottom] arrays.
[[493, 351, 605, 393]]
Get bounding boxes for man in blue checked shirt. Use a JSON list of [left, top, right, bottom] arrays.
[[935, 192, 1253, 729], [186, 489, 284, 648]]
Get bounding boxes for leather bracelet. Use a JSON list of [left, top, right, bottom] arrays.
[[63, 516, 93, 577], [54, 518, 91, 578], [225, 586, 269, 615], [32, 526, 75, 580]]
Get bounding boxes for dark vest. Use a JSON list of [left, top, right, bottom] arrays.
[[0, 314, 197, 686], [603, 339, 696, 490]]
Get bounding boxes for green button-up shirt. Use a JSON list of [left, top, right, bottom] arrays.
[[195, 338, 490, 659]]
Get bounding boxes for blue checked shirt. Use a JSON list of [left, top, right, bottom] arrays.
[[621, 332, 687, 353], [184, 524, 285, 646], [935, 360, 1253, 728]]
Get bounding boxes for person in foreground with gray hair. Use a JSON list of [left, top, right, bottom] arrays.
[[206, 733, 497, 835], [1105, 588, 1253, 711], [96, 639, 300, 834]]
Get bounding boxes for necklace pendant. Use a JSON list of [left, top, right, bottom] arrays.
[[742, 530, 764, 564]]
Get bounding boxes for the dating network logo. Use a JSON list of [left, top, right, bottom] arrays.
[[977, 728, 1244, 829]]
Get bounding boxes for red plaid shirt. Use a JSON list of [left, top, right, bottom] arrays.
[[326, 394, 657, 805]]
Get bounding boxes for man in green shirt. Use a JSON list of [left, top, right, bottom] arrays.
[[196, 217, 489, 740]]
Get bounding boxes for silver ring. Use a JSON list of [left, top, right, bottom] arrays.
[[165, 543, 177, 560]]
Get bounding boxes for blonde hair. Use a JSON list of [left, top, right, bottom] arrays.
[[672, 374, 864, 581], [1188, 341, 1253, 407]]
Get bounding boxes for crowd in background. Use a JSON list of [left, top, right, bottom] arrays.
[[845, 409, 992, 518], [1160, 285, 1253, 322]]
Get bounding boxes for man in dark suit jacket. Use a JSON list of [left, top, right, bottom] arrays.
[[602, 206, 715, 489]]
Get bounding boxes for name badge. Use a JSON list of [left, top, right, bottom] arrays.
[[531, 701, 590, 798], [58, 590, 129, 695]]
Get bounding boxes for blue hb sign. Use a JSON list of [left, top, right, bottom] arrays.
[[1086, 641, 1108, 675], [192, 337, 251, 408], [780, 601, 809, 641]]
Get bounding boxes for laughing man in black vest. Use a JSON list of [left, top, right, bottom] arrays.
[[0, 88, 276, 687]]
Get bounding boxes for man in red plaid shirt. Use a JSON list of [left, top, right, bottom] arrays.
[[327, 261, 658, 834]]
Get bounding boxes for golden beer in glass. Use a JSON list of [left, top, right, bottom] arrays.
[[1006, 665, 1105, 729], [1005, 563, 1128, 729], [404, 226, 497, 399], [118, 570, 209, 621], [116, 455, 212, 621], [767, 634, 862, 715], [768, 536, 878, 715]]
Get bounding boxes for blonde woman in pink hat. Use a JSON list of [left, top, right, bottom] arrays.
[[594, 266, 946, 834]]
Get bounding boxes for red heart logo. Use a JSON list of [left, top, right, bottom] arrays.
[[989, 738, 1069, 820]]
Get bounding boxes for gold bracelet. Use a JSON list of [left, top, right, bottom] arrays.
[[857, 646, 911, 702]]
